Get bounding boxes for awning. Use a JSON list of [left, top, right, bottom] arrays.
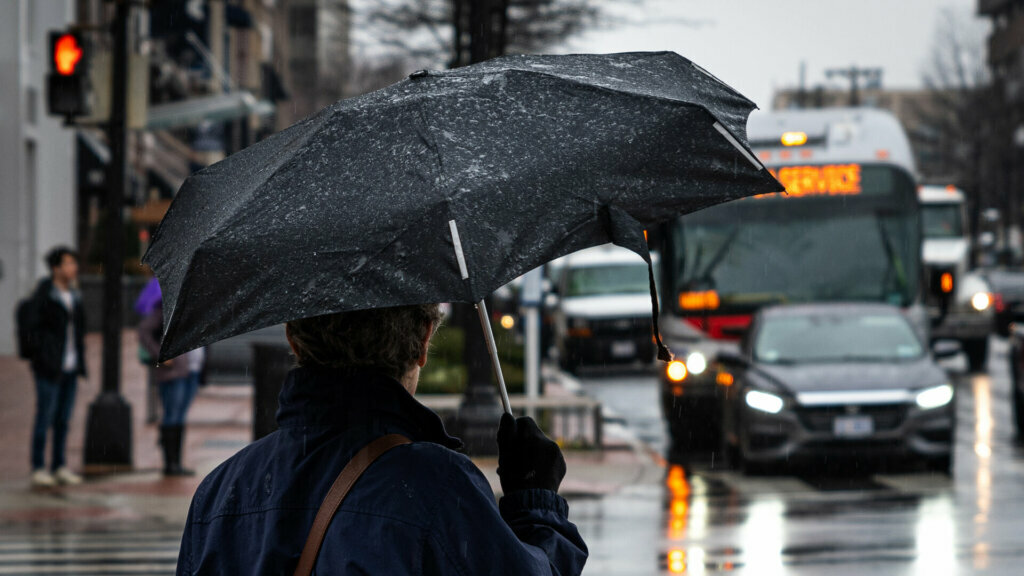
[[146, 91, 274, 130]]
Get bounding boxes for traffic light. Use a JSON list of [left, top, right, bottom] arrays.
[[47, 30, 92, 119]]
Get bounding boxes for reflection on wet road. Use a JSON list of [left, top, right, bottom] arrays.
[[568, 338, 1024, 575]]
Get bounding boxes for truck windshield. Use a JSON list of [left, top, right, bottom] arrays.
[[565, 264, 650, 297], [921, 203, 963, 239], [670, 165, 920, 310]]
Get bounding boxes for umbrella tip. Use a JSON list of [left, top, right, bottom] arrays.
[[409, 70, 429, 79]]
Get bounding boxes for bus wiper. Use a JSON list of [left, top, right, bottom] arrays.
[[693, 226, 740, 288], [874, 211, 908, 303]]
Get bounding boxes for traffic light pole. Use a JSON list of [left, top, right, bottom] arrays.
[[84, 0, 133, 471]]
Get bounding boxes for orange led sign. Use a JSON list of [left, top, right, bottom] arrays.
[[764, 164, 862, 198]]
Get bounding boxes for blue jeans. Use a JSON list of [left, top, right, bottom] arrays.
[[160, 372, 199, 427], [32, 372, 78, 471]]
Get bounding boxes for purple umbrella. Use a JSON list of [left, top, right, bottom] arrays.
[[135, 277, 162, 316]]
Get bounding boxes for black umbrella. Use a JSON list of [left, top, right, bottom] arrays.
[[144, 51, 782, 411]]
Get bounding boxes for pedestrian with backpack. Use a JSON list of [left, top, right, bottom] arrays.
[[18, 247, 86, 488]]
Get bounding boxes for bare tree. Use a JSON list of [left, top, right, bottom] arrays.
[[915, 8, 1007, 244]]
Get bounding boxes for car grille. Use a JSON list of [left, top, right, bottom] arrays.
[[796, 404, 908, 433], [588, 317, 649, 336]]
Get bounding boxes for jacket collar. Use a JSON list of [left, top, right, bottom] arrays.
[[275, 365, 464, 451], [42, 278, 80, 304]]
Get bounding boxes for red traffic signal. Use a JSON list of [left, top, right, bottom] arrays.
[[47, 30, 91, 118], [53, 34, 83, 75]]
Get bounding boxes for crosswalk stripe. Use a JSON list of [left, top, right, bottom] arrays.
[[0, 532, 181, 543], [0, 541, 178, 552], [0, 550, 179, 562], [0, 564, 174, 575], [0, 527, 180, 575]]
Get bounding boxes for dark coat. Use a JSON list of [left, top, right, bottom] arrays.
[[138, 303, 191, 383], [27, 278, 87, 380], [177, 366, 588, 575]]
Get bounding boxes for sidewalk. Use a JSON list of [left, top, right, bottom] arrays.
[[0, 331, 661, 528]]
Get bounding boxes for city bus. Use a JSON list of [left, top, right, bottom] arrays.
[[656, 108, 925, 450]]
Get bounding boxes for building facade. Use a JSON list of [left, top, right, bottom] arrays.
[[0, 0, 78, 355]]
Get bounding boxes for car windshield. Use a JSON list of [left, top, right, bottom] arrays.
[[754, 312, 924, 364], [565, 264, 649, 297], [922, 203, 963, 239]]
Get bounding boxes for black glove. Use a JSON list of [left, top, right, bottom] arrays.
[[496, 413, 567, 494]]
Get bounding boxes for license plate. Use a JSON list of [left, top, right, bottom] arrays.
[[833, 415, 874, 437], [611, 340, 636, 358]]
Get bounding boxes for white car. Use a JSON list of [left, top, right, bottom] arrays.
[[553, 244, 657, 373]]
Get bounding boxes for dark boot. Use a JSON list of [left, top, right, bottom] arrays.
[[163, 426, 194, 477], [159, 426, 174, 475]]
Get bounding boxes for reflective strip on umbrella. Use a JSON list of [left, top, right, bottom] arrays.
[[714, 122, 762, 170], [449, 220, 470, 280]]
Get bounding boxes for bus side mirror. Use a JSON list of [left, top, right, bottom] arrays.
[[717, 350, 750, 368]]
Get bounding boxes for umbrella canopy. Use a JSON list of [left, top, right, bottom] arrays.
[[144, 51, 782, 361]]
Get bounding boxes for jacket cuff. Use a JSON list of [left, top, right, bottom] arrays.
[[498, 488, 569, 518]]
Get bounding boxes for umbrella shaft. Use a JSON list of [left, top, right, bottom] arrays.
[[475, 299, 513, 415]]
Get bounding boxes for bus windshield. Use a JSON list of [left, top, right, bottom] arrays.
[[670, 165, 920, 310], [921, 203, 963, 239]]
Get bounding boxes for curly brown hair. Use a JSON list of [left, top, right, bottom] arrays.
[[285, 304, 444, 380]]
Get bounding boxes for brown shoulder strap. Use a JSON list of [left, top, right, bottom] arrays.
[[292, 434, 411, 576]]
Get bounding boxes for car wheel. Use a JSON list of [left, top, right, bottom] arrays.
[[996, 316, 1011, 338], [1013, 378, 1024, 441], [559, 349, 580, 374], [964, 338, 989, 373], [926, 454, 953, 476]]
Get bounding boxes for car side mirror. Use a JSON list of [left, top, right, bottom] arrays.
[[716, 350, 749, 368], [932, 340, 961, 360]]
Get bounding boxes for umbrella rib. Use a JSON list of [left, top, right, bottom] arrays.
[[448, 220, 470, 280], [713, 122, 763, 171]]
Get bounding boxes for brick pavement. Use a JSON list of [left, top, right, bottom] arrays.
[[0, 331, 660, 527]]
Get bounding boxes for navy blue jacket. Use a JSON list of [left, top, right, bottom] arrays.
[[177, 366, 588, 575]]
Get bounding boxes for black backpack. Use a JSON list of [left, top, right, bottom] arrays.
[[15, 295, 39, 360]]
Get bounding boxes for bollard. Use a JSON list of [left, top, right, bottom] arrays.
[[252, 343, 293, 441]]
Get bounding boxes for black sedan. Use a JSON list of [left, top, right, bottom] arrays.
[[717, 303, 956, 475]]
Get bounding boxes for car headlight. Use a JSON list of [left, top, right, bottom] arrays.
[[686, 352, 707, 375], [971, 292, 991, 311], [666, 360, 688, 382], [745, 390, 784, 414], [916, 384, 954, 410]]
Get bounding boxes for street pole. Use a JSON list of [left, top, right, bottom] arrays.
[[825, 66, 883, 107], [521, 267, 543, 420], [84, 0, 133, 471], [452, 0, 508, 455]]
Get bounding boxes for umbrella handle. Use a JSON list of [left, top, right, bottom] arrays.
[[475, 299, 514, 415]]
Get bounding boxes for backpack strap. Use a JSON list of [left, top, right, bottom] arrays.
[[293, 434, 411, 576]]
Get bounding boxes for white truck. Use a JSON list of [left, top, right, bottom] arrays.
[[919, 185, 994, 371]]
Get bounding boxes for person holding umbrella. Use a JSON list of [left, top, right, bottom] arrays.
[[146, 52, 783, 575], [175, 305, 587, 574]]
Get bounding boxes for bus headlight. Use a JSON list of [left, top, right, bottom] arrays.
[[916, 384, 954, 410], [971, 292, 991, 311], [745, 390, 784, 414], [685, 352, 707, 375]]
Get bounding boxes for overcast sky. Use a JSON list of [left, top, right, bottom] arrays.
[[557, 0, 986, 109]]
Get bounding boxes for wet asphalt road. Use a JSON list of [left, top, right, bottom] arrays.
[[566, 337, 1024, 575]]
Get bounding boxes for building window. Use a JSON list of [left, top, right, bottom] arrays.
[[289, 6, 316, 39]]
